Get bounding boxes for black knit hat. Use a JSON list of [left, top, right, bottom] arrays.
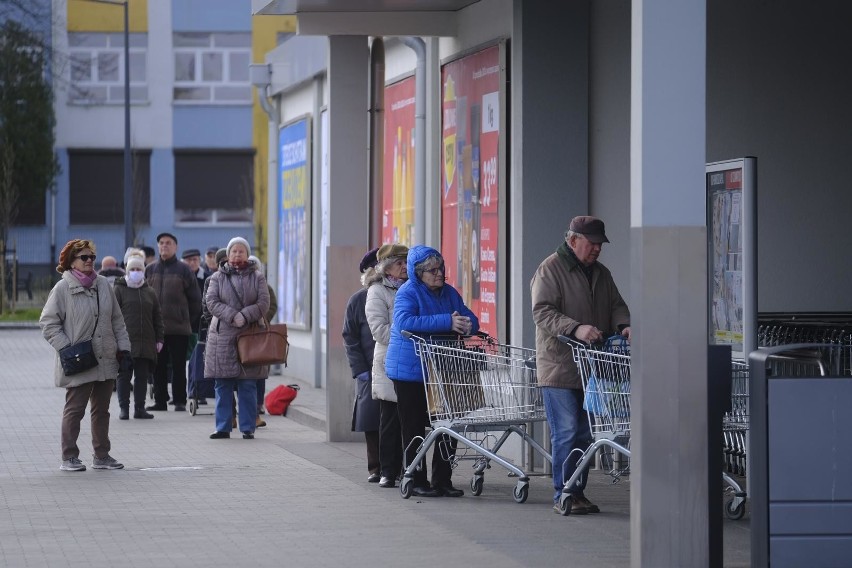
[[359, 247, 380, 273]]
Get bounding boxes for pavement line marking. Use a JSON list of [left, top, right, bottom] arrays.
[[138, 466, 205, 471]]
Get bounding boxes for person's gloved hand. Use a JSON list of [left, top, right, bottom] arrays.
[[156, 342, 163, 353], [233, 312, 246, 328], [356, 371, 371, 381], [117, 350, 133, 373]]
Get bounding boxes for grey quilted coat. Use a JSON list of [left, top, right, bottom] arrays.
[[40, 271, 131, 388], [204, 262, 270, 379]]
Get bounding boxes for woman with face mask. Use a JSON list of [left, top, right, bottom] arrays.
[[113, 252, 165, 420]]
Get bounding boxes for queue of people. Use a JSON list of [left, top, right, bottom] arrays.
[[38, 214, 631, 518]]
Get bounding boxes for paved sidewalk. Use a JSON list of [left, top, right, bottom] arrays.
[[0, 329, 750, 567]]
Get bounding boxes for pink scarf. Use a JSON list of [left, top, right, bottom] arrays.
[[71, 269, 97, 289]]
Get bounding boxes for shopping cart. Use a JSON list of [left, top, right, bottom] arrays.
[[722, 360, 749, 519], [555, 336, 632, 516], [400, 332, 550, 503]]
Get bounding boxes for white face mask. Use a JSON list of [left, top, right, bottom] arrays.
[[127, 270, 144, 284]]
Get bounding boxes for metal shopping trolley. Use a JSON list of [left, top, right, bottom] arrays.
[[400, 332, 550, 503], [555, 336, 632, 516], [722, 360, 749, 519]]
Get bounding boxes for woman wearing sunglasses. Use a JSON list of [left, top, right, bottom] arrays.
[[40, 239, 132, 472], [384, 245, 478, 498]]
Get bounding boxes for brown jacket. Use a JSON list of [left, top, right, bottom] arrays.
[[531, 242, 630, 389]]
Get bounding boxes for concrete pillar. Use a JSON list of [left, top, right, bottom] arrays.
[[325, 35, 369, 442], [510, 0, 589, 349], [630, 1, 709, 566]]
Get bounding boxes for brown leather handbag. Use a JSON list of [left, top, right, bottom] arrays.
[[237, 319, 289, 367]]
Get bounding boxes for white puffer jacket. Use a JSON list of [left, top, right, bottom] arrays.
[[365, 278, 402, 401], [40, 271, 131, 388]]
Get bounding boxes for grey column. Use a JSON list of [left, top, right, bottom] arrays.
[[630, 1, 709, 567], [325, 35, 369, 442], [509, 0, 589, 348]]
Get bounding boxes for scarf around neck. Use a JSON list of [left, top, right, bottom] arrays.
[[72, 269, 97, 289]]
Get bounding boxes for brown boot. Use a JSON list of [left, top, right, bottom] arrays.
[[256, 415, 267, 428]]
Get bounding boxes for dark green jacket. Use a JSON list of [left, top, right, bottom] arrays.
[[113, 278, 164, 361], [144, 255, 202, 335]]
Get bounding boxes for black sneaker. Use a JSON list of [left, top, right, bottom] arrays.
[[119, 408, 129, 420], [145, 404, 167, 411], [133, 409, 154, 419]]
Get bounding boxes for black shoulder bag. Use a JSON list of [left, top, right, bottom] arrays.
[[59, 289, 100, 376]]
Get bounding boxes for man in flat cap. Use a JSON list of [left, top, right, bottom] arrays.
[[181, 248, 206, 295], [530, 215, 631, 515], [144, 232, 202, 412], [203, 246, 219, 279]]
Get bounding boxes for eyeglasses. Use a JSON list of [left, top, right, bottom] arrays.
[[75, 255, 97, 262], [424, 266, 445, 276]]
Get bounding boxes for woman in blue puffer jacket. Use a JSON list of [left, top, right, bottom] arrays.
[[385, 245, 479, 497]]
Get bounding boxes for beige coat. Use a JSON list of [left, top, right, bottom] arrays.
[[365, 278, 402, 402], [40, 271, 131, 388], [531, 244, 630, 390]]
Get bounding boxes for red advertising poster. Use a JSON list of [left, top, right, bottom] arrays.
[[382, 76, 416, 246], [441, 45, 501, 337]]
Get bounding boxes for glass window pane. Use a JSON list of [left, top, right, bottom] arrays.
[[213, 33, 251, 47], [228, 52, 249, 81], [130, 85, 148, 102], [97, 52, 119, 82], [70, 53, 91, 82], [129, 52, 146, 82], [173, 32, 210, 47], [202, 52, 222, 81], [175, 209, 214, 223], [128, 33, 147, 48], [174, 52, 195, 81], [214, 85, 251, 102], [68, 33, 106, 48], [174, 87, 209, 101], [216, 209, 253, 223], [109, 85, 129, 102]]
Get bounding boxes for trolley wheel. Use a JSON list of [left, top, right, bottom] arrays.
[[400, 477, 413, 499], [188, 400, 197, 416], [557, 494, 571, 516], [470, 475, 484, 497], [725, 498, 746, 520], [513, 482, 529, 504]]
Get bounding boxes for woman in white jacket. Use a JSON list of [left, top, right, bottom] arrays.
[[365, 243, 409, 488], [40, 239, 132, 472]]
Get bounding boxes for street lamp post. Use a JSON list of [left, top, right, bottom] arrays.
[[85, 0, 132, 249]]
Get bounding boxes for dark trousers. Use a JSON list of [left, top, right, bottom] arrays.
[[61, 379, 114, 460], [117, 357, 153, 411], [365, 431, 380, 475], [379, 399, 403, 479], [393, 379, 456, 488], [153, 334, 189, 406]]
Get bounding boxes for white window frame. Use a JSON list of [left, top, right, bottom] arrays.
[[172, 32, 251, 105], [67, 32, 148, 105]]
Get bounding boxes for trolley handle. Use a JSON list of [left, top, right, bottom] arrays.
[[558, 334, 627, 349], [401, 330, 492, 341]]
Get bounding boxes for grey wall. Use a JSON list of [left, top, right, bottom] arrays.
[[707, 0, 852, 312], [590, 0, 632, 300], [590, 0, 852, 313]]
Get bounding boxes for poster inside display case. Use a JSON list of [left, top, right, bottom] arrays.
[[707, 157, 757, 357], [440, 43, 504, 338]]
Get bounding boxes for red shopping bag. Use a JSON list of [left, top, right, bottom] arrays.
[[265, 384, 300, 416]]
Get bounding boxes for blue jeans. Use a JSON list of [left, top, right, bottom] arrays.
[[542, 387, 592, 503], [214, 379, 257, 434]]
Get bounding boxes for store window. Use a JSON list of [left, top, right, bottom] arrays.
[[173, 32, 251, 104], [68, 32, 148, 104], [68, 150, 150, 225], [174, 151, 253, 225]]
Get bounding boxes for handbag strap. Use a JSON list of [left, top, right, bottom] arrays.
[[225, 273, 245, 309], [89, 286, 100, 341]]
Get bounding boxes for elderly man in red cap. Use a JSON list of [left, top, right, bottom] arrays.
[[531, 215, 631, 515]]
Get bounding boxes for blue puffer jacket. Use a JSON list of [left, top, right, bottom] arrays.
[[385, 245, 479, 383]]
